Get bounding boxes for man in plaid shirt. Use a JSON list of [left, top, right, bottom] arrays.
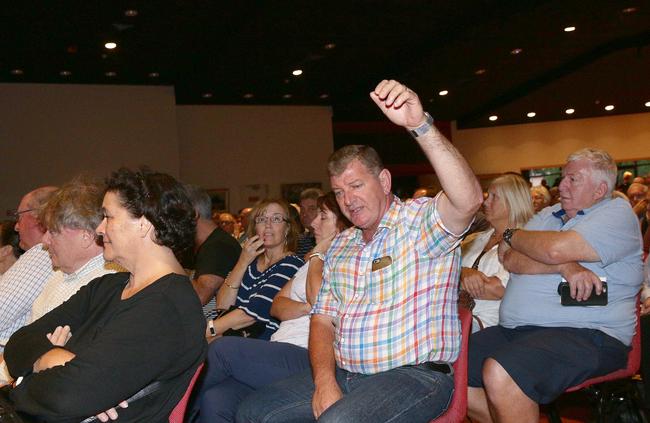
[[238, 79, 483, 422]]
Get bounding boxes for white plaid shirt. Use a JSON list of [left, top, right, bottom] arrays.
[[0, 244, 53, 352]]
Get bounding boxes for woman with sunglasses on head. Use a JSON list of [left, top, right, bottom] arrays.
[[193, 193, 351, 423], [207, 199, 303, 341]]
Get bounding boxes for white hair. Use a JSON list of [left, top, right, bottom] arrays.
[[566, 148, 617, 195]]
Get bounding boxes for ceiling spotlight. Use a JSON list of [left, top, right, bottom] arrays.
[[319, 93, 329, 99], [527, 112, 536, 118], [292, 69, 303, 76], [202, 92, 213, 99], [104, 42, 117, 50], [283, 94, 293, 99], [604, 105, 615, 111], [105, 71, 117, 77], [474, 68, 487, 75], [243, 93, 254, 99], [489, 115, 498, 122], [148, 72, 159, 78], [510, 48, 523, 55], [59, 70, 72, 77], [438, 90, 449, 96], [622, 7, 638, 13], [645, 101, 650, 107], [565, 108, 575, 115], [324, 43, 336, 50], [564, 26, 576, 32], [10, 69, 24, 75], [124, 9, 138, 17]]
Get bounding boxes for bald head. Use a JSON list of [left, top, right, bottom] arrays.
[[627, 182, 648, 207], [15, 186, 58, 250]]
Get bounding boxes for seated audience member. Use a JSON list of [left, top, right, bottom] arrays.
[[634, 176, 646, 184], [628, 182, 649, 219], [641, 189, 650, 255], [412, 186, 438, 199], [206, 199, 303, 341], [0, 186, 57, 353], [237, 80, 482, 422], [193, 192, 351, 423], [617, 170, 633, 193], [295, 188, 324, 257], [0, 220, 21, 275], [461, 174, 533, 332], [218, 212, 237, 237], [468, 148, 643, 422], [530, 184, 551, 213], [237, 207, 253, 243], [3, 168, 206, 422], [30, 178, 118, 322], [186, 185, 242, 319], [548, 186, 561, 205]]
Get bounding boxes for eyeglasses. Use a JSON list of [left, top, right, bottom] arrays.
[[13, 208, 35, 219], [255, 215, 288, 225]]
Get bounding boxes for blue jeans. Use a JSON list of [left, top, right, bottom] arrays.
[[236, 363, 454, 423], [193, 337, 311, 423]]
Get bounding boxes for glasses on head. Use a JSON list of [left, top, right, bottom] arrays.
[[13, 208, 35, 219], [255, 214, 288, 225]]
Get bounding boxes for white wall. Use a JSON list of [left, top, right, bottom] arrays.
[[452, 112, 650, 176], [0, 83, 179, 215], [176, 105, 334, 212]]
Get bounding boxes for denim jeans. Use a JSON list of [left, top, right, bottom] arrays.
[[236, 362, 454, 423], [192, 337, 311, 423]]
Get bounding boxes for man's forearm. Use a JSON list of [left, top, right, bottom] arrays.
[[502, 248, 562, 275], [309, 316, 337, 387], [509, 229, 600, 265]]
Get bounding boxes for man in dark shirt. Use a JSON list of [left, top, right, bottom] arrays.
[[185, 185, 241, 312], [295, 188, 324, 257]]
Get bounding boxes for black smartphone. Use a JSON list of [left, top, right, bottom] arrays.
[[557, 281, 607, 306]]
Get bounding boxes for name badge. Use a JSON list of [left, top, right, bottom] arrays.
[[371, 256, 393, 271]]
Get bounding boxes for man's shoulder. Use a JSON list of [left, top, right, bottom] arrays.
[[2, 244, 52, 280], [200, 228, 241, 253]]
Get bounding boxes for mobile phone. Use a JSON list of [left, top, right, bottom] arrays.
[[557, 279, 607, 306]]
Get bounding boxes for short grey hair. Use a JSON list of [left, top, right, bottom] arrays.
[[299, 188, 324, 202], [39, 177, 102, 233], [566, 148, 617, 195], [184, 184, 212, 220], [327, 145, 384, 177]]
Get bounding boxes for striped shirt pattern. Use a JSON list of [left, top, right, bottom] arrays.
[[236, 254, 304, 333], [313, 195, 464, 374], [0, 244, 53, 352]]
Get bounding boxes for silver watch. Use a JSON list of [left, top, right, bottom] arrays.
[[408, 112, 434, 138]]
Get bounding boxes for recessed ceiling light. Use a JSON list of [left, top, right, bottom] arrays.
[[283, 94, 292, 99], [243, 93, 254, 99], [124, 9, 138, 17], [604, 105, 615, 111], [10, 69, 24, 75], [565, 108, 575, 115], [510, 48, 523, 55], [645, 101, 650, 107], [59, 70, 72, 77], [489, 115, 498, 122], [474, 68, 487, 75], [319, 94, 329, 99], [324, 43, 336, 50], [105, 71, 117, 77], [292, 69, 303, 76], [564, 26, 576, 32], [527, 112, 536, 118], [202, 93, 213, 99], [622, 7, 638, 13], [438, 90, 449, 96], [148, 72, 159, 78], [104, 42, 117, 50]]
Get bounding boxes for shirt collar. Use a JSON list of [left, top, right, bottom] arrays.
[[552, 197, 610, 224], [65, 253, 105, 280], [346, 195, 402, 243]]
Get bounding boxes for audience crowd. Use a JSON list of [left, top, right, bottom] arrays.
[[0, 79, 648, 423]]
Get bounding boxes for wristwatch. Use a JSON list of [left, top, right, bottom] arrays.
[[408, 112, 434, 138], [502, 228, 519, 247]]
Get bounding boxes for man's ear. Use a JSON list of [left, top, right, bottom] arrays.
[[594, 181, 608, 201], [0, 244, 12, 258], [378, 169, 392, 195], [80, 230, 96, 248]]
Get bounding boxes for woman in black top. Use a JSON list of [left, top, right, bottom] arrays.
[[4, 168, 206, 423]]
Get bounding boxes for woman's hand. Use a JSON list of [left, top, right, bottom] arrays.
[[641, 298, 650, 316], [47, 325, 72, 347], [460, 267, 488, 299], [239, 235, 265, 266], [96, 401, 129, 422], [33, 325, 76, 373]]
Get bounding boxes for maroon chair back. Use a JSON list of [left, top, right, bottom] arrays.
[[431, 305, 472, 423], [169, 362, 205, 423]]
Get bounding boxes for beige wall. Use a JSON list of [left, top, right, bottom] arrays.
[[0, 83, 179, 215], [452, 112, 650, 176], [176, 105, 334, 212]]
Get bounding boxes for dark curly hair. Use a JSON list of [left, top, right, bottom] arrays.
[[105, 167, 195, 260], [0, 220, 22, 259]]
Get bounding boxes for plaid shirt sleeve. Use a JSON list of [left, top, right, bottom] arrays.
[[312, 252, 338, 318], [416, 194, 468, 257]]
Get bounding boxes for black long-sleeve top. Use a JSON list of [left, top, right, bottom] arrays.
[[4, 272, 207, 423]]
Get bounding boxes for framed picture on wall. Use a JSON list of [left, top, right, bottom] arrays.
[[240, 184, 269, 207], [207, 188, 230, 212], [281, 182, 323, 204]]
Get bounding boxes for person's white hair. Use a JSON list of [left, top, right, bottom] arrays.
[[566, 148, 617, 196]]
